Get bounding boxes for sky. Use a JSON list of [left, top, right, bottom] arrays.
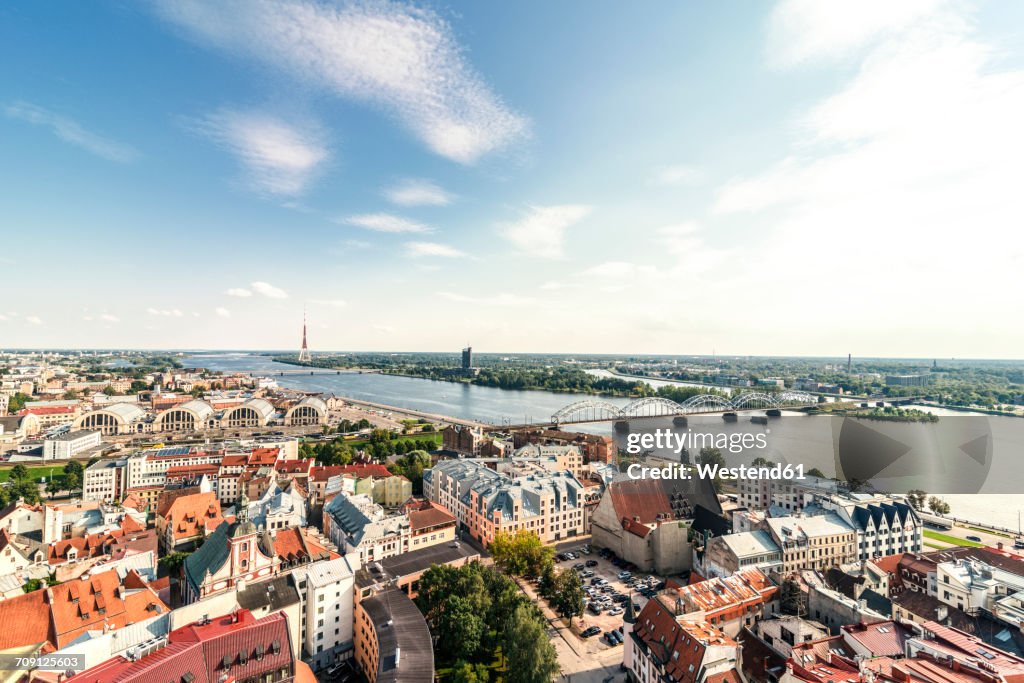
[[1, 0, 1023, 357]]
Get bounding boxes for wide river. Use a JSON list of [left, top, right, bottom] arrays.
[[188, 353, 1024, 527]]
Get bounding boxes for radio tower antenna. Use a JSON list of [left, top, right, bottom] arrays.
[[298, 308, 311, 362]]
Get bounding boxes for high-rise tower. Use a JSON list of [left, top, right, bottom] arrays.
[[298, 311, 311, 362]]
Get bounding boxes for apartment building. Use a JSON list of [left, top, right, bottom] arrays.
[[762, 514, 857, 573], [423, 458, 586, 546]]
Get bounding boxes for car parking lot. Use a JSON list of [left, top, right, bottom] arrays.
[[551, 545, 667, 649]]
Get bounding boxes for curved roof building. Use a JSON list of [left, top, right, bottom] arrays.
[[220, 398, 276, 428], [284, 396, 327, 426], [155, 400, 215, 432], [74, 402, 147, 435]]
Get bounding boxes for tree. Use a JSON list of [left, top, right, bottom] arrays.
[[10, 464, 29, 483], [538, 562, 557, 599], [490, 530, 555, 577], [6, 392, 31, 413], [750, 457, 777, 468], [503, 605, 560, 683], [450, 660, 489, 683], [45, 477, 62, 498], [698, 448, 727, 493], [806, 467, 827, 479], [551, 569, 585, 627], [437, 595, 486, 661], [63, 471, 81, 493], [928, 496, 951, 515], [10, 479, 41, 504], [102, 386, 117, 396], [907, 490, 928, 511], [780, 578, 805, 616], [63, 460, 84, 478]]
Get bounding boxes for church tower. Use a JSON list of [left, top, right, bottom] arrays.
[[297, 310, 311, 362]]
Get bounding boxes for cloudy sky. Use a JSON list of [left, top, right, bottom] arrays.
[[2, 1, 1022, 357]]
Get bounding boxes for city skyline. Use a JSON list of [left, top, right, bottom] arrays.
[[3, 0, 1024, 357]]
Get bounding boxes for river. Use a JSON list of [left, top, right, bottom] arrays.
[[188, 353, 1024, 521]]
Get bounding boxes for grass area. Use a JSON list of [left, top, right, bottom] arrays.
[[924, 529, 984, 547], [434, 647, 507, 681], [0, 464, 65, 483], [963, 524, 1011, 538], [924, 542, 945, 549]]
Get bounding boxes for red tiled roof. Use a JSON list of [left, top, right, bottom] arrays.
[[66, 610, 292, 683], [19, 405, 78, 415], [634, 600, 737, 683], [48, 569, 169, 647], [0, 589, 52, 649], [841, 621, 910, 658], [158, 492, 223, 543], [409, 503, 456, 532]]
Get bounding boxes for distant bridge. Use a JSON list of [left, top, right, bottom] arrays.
[[547, 391, 819, 426]]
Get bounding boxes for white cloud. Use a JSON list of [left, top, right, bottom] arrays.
[[766, 0, 948, 68], [226, 287, 253, 297], [250, 281, 289, 299], [4, 101, 139, 163], [191, 109, 328, 196], [650, 164, 703, 187], [436, 291, 534, 306], [26, 316, 42, 325], [99, 313, 120, 323], [383, 178, 453, 206], [310, 299, 347, 308], [156, 0, 528, 164], [0, 314, 7, 322], [499, 205, 592, 260], [343, 213, 431, 234], [708, 0, 1024, 348], [405, 241, 465, 258], [216, 307, 232, 318], [146, 307, 184, 317]]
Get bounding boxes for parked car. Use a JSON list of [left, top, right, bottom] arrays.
[[588, 603, 603, 615], [586, 559, 599, 567], [573, 562, 586, 570], [618, 571, 632, 580], [605, 631, 618, 645], [581, 626, 601, 638], [608, 607, 624, 616], [966, 535, 983, 542]]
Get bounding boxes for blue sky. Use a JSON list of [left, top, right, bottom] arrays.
[[2, 1, 1023, 357]]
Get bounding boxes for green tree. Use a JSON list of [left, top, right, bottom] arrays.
[[6, 392, 31, 413], [490, 530, 555, 577], [551, 569, 585, 627], [64, 471, 82, 493], [928, 496, 951, 515], [63, 460, 84, 478], [698, 448, 727, 493], [45, 477, 62, 498], [907, 490, 928, 511], [450, 660, 490, 683], [780, 578, 805, 616], [503, 605, 560, 683], [10, 479, 41, 504], [806, 467, 827, 479], [10, 464, 29, 482], [437, 595, 486, 661]]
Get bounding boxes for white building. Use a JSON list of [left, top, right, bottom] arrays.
[[294, 556, 358, 671], [43, 429, 101, 460]]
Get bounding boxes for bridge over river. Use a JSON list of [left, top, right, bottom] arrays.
[[501, 391, 819, 429]]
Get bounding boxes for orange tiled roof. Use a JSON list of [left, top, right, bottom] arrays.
[[409, 502, 457, 532], [159, 492, 223, 543], [48, 569, 169, 647], [0, 589, 52, 649]]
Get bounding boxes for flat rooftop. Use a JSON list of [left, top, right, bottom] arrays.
[[356, 541, 481, 588]]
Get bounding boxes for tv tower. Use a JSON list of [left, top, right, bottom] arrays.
[[297, 309, 311, 362]]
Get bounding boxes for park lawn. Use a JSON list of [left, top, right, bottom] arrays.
[[923, 529, 984, 547], [0, 464, 65, 483]]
